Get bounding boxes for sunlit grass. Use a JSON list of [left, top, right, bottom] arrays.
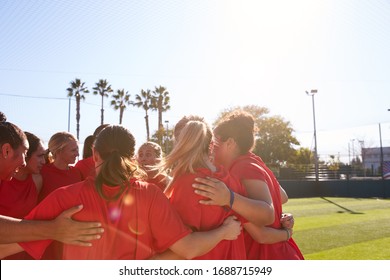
[[283, 197, 390, 260]]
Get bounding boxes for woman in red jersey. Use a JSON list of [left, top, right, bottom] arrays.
[[0, 125, 241, 260], [136, 141, 171, 192], [75, 124, 109, 180], [193, 110, 304, 260], [39, 131, 82, 202], [0, 132, 46, 259], [157, 120, 269, 260], [39, 131, 83, 259], [0, 132, 45, 219], [0, 118, 103, 247]]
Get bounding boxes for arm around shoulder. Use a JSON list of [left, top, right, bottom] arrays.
[[244, 223, 292, 244]]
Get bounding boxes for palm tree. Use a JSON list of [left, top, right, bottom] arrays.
[[66, 78, 89, 140], [93, 79, 113, 125], [152, 85, 170, 145], [111, 89, 131, 124], [133, 89, 152, 141]]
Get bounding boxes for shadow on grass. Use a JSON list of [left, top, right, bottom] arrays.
[[320, 197, 364, 214]]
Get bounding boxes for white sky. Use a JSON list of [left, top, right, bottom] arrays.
[[1, 0, 390, 163]]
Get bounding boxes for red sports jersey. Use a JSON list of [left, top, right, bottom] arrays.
[[0, 174, 38, 218], [39, 163, 82, 201], [74, 157, 95, 180], [39, 162, 83, 259], [0, 174, 38, 260], [168, 166, 247, 260], [19, 177, 191, 260], [146, 174, 168, 192], [230, 152, 304, 260]]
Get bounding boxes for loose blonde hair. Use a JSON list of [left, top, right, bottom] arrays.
[[161, 120, 212, 179]]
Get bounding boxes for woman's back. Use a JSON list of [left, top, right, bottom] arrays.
[[20, 177, 190, 260], [230, 153, 303, 260], [169, 167, 246, 260]]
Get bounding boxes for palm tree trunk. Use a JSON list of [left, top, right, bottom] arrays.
[[100, 94, 104, 125], [76, 97, 81, 140], [158, 98, 163, 144], [119, 108, 124, 124], [145, 113, 150, 141]]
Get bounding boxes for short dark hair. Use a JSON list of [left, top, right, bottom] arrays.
[[0, 122, 27, 150], [214, 110, 256, 154], [25, 132, 42, 160]]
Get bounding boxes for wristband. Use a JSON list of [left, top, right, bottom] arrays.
[[229, 188, 235, 209]]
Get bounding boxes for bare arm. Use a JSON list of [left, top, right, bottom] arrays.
[[244, 223, 292, 244], [154, 216, 242, 260], [280, 185, 288, 204], [243, 213, 294, 245], [0, 215, 54, 244], [0, 205, 103, 246], [193, 177, 274, 226], [0, 243, 24, 259]]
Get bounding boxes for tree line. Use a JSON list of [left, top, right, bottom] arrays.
[[66, 78, 170, 145], [67, 78, 343, 172]]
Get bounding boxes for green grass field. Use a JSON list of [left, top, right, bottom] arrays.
[[282, 197, 390, 260]]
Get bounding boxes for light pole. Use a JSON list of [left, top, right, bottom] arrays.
[[306, 89, 319, 181], [350, 139, 356, 176], [358, 140, 366, 176], [379, 123, 384, 179]]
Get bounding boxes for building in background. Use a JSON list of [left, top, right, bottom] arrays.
[[362, 147, 390, 178]]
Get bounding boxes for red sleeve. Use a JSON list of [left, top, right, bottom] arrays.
[[75, 157, 95, 180], [147, 184, 191, 253], [18, 186, 80, 259]]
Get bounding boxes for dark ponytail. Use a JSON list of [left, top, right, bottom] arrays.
[[93, 125, 145, 201]]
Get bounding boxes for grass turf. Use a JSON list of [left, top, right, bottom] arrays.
[[282, 197, 390, 260]]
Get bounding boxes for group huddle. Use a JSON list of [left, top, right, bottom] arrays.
[[0, 110, 303, 260]]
